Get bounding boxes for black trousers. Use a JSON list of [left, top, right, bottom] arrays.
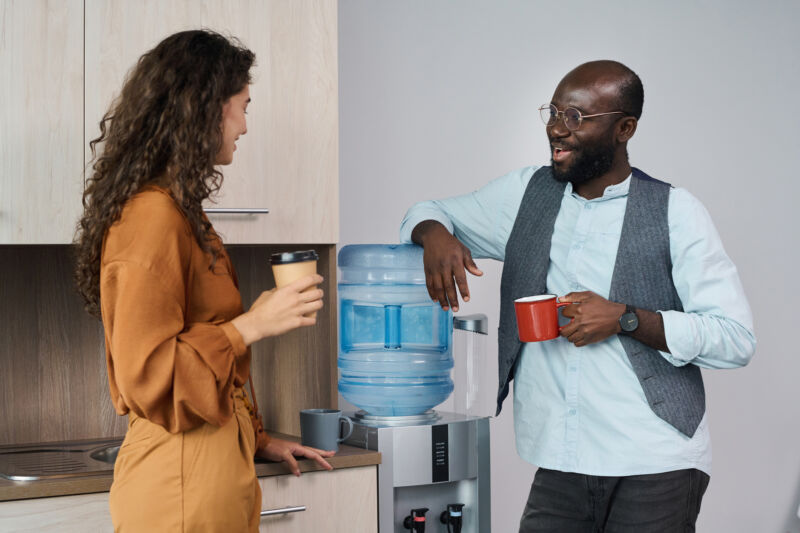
[[519, 467, 710, 533]]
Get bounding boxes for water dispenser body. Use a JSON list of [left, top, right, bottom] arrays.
[[343, 412, 491, 533], [338, 244, 453, 416]]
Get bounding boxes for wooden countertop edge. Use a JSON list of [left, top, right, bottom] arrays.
[[254, 448, 381, 477], [0, 437, 380, 502]]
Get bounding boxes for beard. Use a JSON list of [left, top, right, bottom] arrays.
[[551, 137, 616, 185]]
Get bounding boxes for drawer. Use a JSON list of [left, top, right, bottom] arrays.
[[0, 492, 112, 532], [259, 466, 377, 532]]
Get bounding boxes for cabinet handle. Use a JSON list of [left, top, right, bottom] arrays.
[[260, 505, 306, 517], [203, 208, 270, 214]]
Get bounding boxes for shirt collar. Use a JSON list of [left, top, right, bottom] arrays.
[[564, 173, 632, 202]]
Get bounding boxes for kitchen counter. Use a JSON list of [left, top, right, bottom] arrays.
[[0, 433, 380, 502]]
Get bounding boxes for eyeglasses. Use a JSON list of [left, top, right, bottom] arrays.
[[538, 103, 625, 131]]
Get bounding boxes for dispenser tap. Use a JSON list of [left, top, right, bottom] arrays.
[[453, 314, 488, 334], [403, 507, 429, 532], [440, 503, 465, 533]]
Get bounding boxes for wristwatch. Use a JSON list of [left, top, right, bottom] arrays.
[[618, 305, 639, 335]]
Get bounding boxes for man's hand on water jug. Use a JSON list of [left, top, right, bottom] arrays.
[[411, 220, 483, 312]]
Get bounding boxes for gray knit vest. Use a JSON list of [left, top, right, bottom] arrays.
[[496, 166, 705, 437]]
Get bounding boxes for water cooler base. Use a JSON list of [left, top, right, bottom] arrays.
[[343, 411, 491, 532]]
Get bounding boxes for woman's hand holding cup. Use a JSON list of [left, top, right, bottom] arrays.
[[231, 274, 324, 346]]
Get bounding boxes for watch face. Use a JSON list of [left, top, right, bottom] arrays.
[[621, 312, 638, 332]]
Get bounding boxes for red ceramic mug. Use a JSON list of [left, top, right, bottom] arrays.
[[514, 295, 570, 342]]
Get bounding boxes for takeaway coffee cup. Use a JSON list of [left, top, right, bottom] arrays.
[[299, 409, 354, 452], [514, 294, 570, 342], [270, 250, 320, 317]]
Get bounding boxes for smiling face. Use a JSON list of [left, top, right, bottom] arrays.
[[546, 63, 636, 185], [217, 85, 250, 165]]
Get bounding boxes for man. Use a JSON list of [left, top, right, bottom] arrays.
[[400, 60, 755, 532]]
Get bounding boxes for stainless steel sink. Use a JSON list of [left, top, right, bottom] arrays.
[[88, 445, 120, 464], [0, 438, 123, 481]]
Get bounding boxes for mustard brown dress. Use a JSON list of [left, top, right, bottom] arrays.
[[100, 186, 268, 532]]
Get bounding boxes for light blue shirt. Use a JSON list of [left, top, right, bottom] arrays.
[[399, 165, 756, 476]]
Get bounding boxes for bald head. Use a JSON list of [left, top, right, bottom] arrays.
[[560, 60, 644, 119]]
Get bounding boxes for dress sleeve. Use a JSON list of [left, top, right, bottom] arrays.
[[102, 260, 248, 432], [100, 192, 249, 433]]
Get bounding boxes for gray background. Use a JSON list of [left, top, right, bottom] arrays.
[[337, 1, 800, 531]]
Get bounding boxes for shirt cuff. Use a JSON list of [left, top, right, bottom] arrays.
[[220, 321, 249, 358], [658, 310, 697, 366], [399, 208, 455, 243]]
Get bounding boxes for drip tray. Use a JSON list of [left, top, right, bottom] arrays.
[[0, 438, 123, 481], [352, 409, 441, 427]]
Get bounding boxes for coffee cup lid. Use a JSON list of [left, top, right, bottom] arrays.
[[270, 250, 319, 265]]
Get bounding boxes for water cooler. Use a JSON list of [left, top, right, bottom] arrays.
[[338, 244, 491, 533]]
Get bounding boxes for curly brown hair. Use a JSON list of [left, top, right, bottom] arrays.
[[74, 29, 255, 318]]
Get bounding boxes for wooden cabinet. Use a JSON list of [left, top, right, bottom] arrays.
[[1, 0, 337, 244], [0, 492, 112, 532], [0, 0, 84, 244], [84, 0, 339, 244], [0, 467, 377, 532], [260, 466, 377, 533]]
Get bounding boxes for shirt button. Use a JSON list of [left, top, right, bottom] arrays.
[[572, 244, 581, 250], [568, 409, 577, 416], [569, 366, 577, 371]]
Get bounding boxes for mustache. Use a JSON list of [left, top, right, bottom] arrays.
[[549, 140, 577, 151]]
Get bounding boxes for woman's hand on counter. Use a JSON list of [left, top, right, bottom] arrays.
[[256, 437, 335, 476], [230, 274, 324, 346]]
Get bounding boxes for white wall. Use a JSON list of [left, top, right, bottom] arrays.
[[338, 1, 800, 531]]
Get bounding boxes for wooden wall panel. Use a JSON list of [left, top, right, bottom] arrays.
[[0, 246, 126, 446], [229, 244, 338, 437], [0, 244, 337, 445]]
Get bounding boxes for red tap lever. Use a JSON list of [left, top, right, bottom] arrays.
[[403, 507, 429, 532]]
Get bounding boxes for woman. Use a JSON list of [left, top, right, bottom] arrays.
[[74, 30, 333, 532]]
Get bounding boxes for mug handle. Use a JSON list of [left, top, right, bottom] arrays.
[[338, 415, 354, 443], [556, 300, 573, 333]]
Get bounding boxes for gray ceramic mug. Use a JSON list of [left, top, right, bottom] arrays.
[[299, 409, 354, 451]]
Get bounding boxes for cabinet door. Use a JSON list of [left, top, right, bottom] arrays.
[[259, 466, 378, 532], [84, 0, 338, 244], [0, 492, 112, 532], [0, 0, 84, 244]]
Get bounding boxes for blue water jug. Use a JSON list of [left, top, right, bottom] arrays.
[[338, 244, 453, 416]]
